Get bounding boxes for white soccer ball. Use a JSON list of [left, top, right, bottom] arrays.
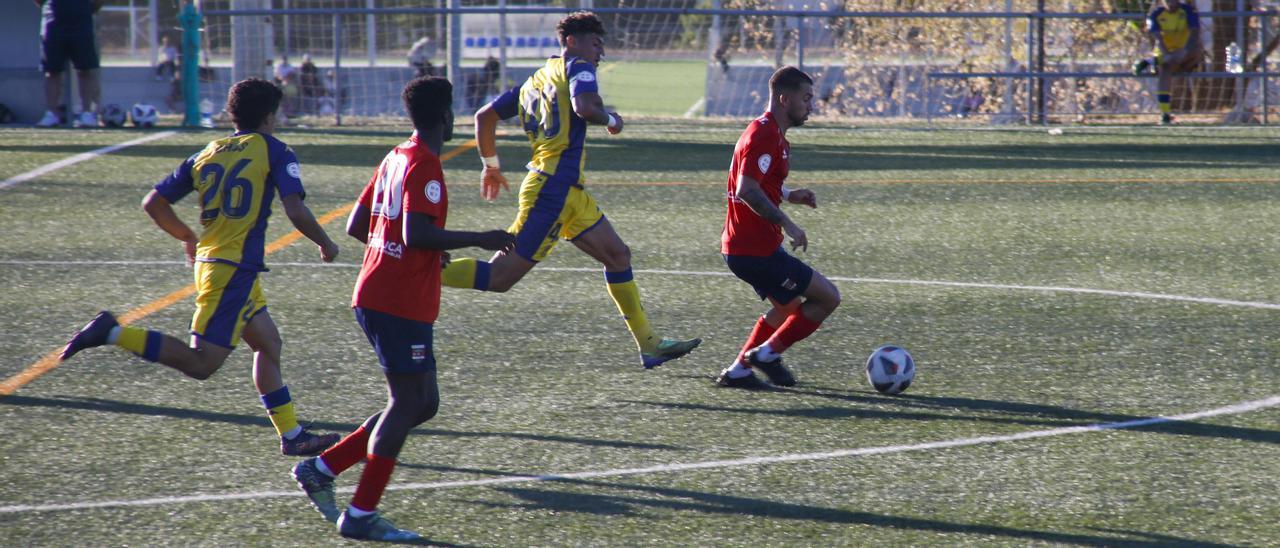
[[865, 345, 915, 395], [130, 103, 158, 127], [100, 103, 127, 127]]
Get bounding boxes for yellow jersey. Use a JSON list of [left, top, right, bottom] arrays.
[[154, 131, 306, 270], [1147, 4, 1200, 53], [489, 56, 599, 186]]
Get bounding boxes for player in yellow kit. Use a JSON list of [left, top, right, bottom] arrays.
[[1132, 0, 1203, 124], [61, 78, 342, 457], [442, 11, 700, 369]]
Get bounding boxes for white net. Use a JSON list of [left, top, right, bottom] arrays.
[[188, 0, 1280, 125]]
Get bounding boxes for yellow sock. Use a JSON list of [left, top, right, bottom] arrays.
[[442, 258, 490, 290], [261, 386, 299, 437], [115, 326, 148, 354], [1158, 91, 1172, 113], [605, 269, 657, 353]]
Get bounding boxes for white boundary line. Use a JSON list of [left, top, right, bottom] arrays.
[[7, 261, 1280, 312], [3, 395, 1276, 514], [2, 261, 1278, 515], [0, 131, 178, 191]]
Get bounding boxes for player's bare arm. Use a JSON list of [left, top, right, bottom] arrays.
[[474, 104, 509, 201], [141, 189, 200, 265], [572, 91, 622, 134], [736, 174, 807, 251], [787, 188, 818, 208], [281, 193, 339, 262], [345, 202, 371, 244], [403, 212, 515, 252]]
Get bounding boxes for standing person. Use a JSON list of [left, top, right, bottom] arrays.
[[1135, 0, 1203, 125], [716, 66, 841, 390], [155, 34, 178, 81], [60, 78, 342, 457], [446, 11, 701, 369], [290, 76, 514, 541], [34, 0, 104, 127]]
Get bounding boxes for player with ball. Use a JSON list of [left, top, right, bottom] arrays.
[[717, 66, 841, 390]]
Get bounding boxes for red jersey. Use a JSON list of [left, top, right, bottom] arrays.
[[352, 134, 448, 323], [722, 112, 790, 257]]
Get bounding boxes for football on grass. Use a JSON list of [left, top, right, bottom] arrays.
[[131, 103, 158, 127], [865, 345, 915, 395]]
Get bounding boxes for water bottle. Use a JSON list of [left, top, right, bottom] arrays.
[[1226, 42, 1243, 74], [199, 98, 214, 128]]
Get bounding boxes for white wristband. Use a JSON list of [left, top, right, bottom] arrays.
[[606, 114, 618, 129], [481, 155, 499, 169], [781, 184, 792, 200]]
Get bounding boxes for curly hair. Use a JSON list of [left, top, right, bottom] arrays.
[[225, 78, 282, 130], [557, 11, 606, 45], [402, 75, 452, 131]]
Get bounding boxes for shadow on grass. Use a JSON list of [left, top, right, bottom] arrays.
[[630, 381, 1279, 445], [443, 474, 1230, 547], [0, 394, 683, 450]]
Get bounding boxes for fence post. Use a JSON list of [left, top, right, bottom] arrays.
[[1263, 14, 1270, 125], [1036, 0, 1046, 124], [367, 0, 377, 67], [180, 0, 202, 128], [796, 16, 805, 71], [333, 13, 343, 126], [447, 0, 463, 114], [1025, 15, 1033, 124]]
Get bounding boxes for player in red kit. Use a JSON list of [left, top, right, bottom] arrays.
[[288, 76, 513, 541], [717, 66, 841, 390]]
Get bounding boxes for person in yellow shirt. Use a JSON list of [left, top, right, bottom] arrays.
[[444, 11, 701, 369], [1133, 0, 1203, 124], [61, 78, 342, 457]]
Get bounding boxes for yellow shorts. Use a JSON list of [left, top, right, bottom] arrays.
[[191, 261, 267, 348], [508, 171, 605, 262]]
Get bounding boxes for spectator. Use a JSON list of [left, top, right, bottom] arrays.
[[155, 34, 178, 81], [1136, 0, 1203, 125], [408, 36, 436, 77], [299, 53, 321, 112], [35, 0, 104, 127], [467, 56, 502, 111], [275, 55, 297, 84]]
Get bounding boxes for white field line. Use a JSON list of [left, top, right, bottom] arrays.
[[0, 131, 178, 190], [2, 395, 1277, 515], [7, 261, 1279, 312], [683, 97, 706, 118]]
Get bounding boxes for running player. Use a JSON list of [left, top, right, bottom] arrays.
[[290, 76, 514, 541], [1144, 0, 1203, 125], [60, 78, 342, 456], [717, 66, 842, 390], [443, 11, 701, 369]]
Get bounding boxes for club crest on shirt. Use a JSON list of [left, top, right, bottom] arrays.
[[425, 180, 442, 203], [573, 71, 596, 83], [757, 154, 772, 174], [286, 162, 301, 179]]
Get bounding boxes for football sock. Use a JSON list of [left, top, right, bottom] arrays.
[[441, 258, 490, 290], [754, 343, 780, 363], [106, 326, 122, 344], [1157, 91, 1171, 114], [346, 505, 375, 519], [737, 315, 779, 364], [604, 268, 657, 353], [319, 425, 371, 476], [724, 361, 753, 379], [314, 457, 337, 478], [350, 453, 397, 513], [260, 386, 300, 438], [114, 325, 163, 362], [764, 310, 823, 355]]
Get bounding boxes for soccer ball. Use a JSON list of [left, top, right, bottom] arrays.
[[865, 345, 915, 395], [130, 103, 158, 127], [100, 104, 127, 127]]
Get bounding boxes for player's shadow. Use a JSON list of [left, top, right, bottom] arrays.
[[0, 394, 684, 451], [435, 471, 1227, 547]]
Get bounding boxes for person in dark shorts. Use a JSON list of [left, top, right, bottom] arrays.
[[35, 0, 104, 127]]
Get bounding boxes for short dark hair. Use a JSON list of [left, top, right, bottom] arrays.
[[769, 66, 813, 98], [557, 11, 606, 45], [402, 76, 453, 131], [225, 78, 282, 130]]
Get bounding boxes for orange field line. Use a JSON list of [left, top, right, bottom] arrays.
[[0, 139, 477, 397]]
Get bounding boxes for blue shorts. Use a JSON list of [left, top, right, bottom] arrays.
[[354, 307, 437, 374], [724, 248, 814, 305], [41, 27, 100, 73]]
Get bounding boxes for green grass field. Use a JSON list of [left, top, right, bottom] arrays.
[[1, 122, 1278, 546]]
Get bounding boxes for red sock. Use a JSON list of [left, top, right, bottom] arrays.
[[350, 453, 397, 513], [318, 425, 369, 476], [736, 315, 778, 364], [765, 310, 822, 354]]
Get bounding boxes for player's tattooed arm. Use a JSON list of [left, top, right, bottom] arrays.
[[735, 175, 789, 226]]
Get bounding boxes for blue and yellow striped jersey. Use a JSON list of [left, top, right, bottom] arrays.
[[1147, 4, 1199, 53], [490, 56, 599, 186], [154, 131, 306, 271]]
